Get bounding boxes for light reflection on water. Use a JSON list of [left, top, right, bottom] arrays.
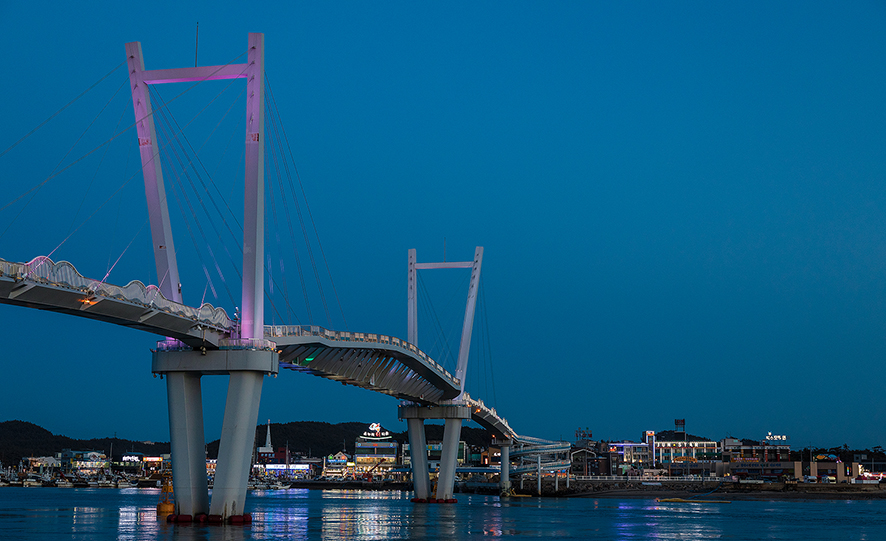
[[2, 488, 886, 540]]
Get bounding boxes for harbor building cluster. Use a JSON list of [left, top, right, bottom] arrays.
[[7, 419, 886, 492]]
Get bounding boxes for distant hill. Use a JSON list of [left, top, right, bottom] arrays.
[[208, 421, 493, 458], [653, 430, 713, 442], [0, 420, 493, 465], [0, 420, 170, 466]]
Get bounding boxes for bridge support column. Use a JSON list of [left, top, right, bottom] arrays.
[[153, 347, 277, 521], [406, 418, 430, 500], [399, 402, 470, 502], [209, 370, 264, 518], [499, 440, 511, 496], [537, 455, 542, 495], [166, 372, 209, 517], [436, 418, 462, 501]]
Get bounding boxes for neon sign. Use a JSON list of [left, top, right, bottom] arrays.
[[363, 423, 391, 439]]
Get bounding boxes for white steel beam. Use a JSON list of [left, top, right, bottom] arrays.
[[454, 247, 483, 398], [142, 64, 248, 84], [414, 262, 473, 269], [408, 249, 417, 344], [125, 41, 183, 303], [241, 33, 265, 340]]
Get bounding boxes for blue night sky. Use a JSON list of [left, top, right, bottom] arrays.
[[2, 2, 886, 450]]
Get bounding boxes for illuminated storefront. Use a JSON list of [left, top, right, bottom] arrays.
[[113, 453, 145, 475], [266, 463, 312, 477], [323, 451, 352, 478], [354, 423, 399, 478], [59, 449, 110, 474]]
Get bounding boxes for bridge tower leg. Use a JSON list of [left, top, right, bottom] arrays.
[[209, 370, 264, 518], [125, 41, 182, 302], [407, 247, 483, 503], [436, 418, 462, 501], [131, 32, 271, 523], [166, 372, 208, 518], [499, 440, 511, 495], [154, 348, 277, 522], [406, 418, 430, 500], [399, 403, 470, 502]]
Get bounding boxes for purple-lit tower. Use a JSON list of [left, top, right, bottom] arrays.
[[128, 33, 278, 522]]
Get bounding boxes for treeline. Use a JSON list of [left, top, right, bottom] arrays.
[[0, 420, 493, 465], [207, 421, 493, 458], [0, 420, 170, 467]]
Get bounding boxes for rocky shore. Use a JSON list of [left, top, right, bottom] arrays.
[[528, 480, 886, 501]]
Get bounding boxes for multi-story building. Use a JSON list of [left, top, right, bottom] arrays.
[[720, 438, 790, 463], [608, 441, 652, 473], [58, 449, 110, 474], [718, 436, 793, 479], [354, 423, 399, 477], [645, 426, 719, 476], [402, 441, 467, 470], [323, 451, 353, 478]]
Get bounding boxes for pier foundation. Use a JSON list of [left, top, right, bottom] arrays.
[[399, 403, 471, 503], [499, 440, 511, 495], [153, 347, 277, 520], [166, 372, 209, 516]]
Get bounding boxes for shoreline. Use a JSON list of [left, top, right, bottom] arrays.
[[565, 488, 886, 501]]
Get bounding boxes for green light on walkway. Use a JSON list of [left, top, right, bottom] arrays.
[[305, 356, 315, 362]]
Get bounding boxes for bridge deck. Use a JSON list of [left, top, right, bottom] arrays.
[[1, 256, 524, 440]]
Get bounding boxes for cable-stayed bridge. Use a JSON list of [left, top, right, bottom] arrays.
[[0, 32, 569, 522]]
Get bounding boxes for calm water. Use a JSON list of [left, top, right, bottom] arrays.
[[1, 487, 884, 540]]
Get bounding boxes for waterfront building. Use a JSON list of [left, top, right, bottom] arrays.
[[721, 437, 790, 463], [569, 445, 610, 476], [115, 452, 145, 475], [25, 456, 60, 472], [608, 441, 652, 473], [354, 423, 399, 478], [402, 441, 467, 470], [717, 434, 793, 479], [322, 451, 353, 478], [58, 449, 110, 474], [569, 432, 611, 476], [647, 431, 719, 465], [142, 455, 167, 475]]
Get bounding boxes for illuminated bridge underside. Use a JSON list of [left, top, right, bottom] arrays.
[[0, 257, 230, 348], [274, 333, 460, 404], [0, 256, 467, 406]]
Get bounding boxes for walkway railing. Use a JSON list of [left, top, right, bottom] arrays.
[[0, 256, 233, 330], [572, 475, 725, 482], [463, 393, 516, 439]]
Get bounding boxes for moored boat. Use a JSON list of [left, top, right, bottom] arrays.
[[23, 476, 43, 488]]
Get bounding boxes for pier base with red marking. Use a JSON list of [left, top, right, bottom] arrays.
[[166, 513, 252, 525]]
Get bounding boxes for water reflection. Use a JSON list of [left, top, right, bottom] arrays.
[[5, 488, 886, 540], [319, 491, 410, 540]]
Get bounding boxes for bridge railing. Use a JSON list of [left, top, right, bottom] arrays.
[[1, 256, 233, 330], [265, 324, 451, 380], [571, 475, 725, 482], [463, 393, 516, 439]]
